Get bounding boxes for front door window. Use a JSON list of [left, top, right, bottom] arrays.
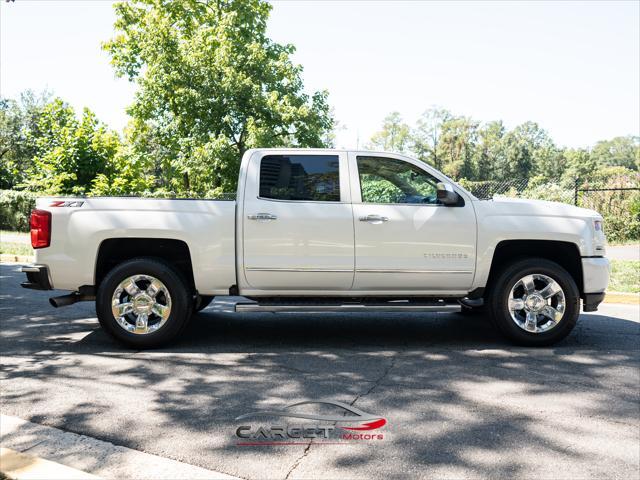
[[357, 156, 440, 205]]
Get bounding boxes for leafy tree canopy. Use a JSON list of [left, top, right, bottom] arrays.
[[367, 108, 638, 185], [0, 90, 51, 189], [591, 136, 639, 171], [367, 112, 411, 154], [103, 0, 333, 195], [21, 99, 121, 195]]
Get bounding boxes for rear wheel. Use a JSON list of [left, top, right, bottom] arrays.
[[96, 258, 192, 348], [488, 258, 580, 346]]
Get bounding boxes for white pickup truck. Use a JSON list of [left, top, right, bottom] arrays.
[[22, 148, 609, 348]]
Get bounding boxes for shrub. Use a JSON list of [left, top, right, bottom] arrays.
[[0, 190, 37, 232], [520, 183, 574, 204]]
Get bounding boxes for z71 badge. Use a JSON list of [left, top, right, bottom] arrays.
[[49, 200, 85, 207]]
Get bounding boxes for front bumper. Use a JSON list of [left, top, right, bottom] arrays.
[[583, 292, 606, 312], [21, 265, 52, 290], [581, 257, 610, 312]]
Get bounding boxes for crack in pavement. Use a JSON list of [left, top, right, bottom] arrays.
[[284, 441, 313, 480], [350, 355, 397, 406], [283, 355, 398, 479]]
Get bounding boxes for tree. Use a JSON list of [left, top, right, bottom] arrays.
[[591, 136, 639, 170], [501, 122, 558, 181], [436, 116, 478, 179], [474, 120, 506, 181], [22, 99, 120, 195], [90, 122, 155, 196], [411, 108, 451, 170], [0, 90, 51, 189], [367, 112, 411, 153], [104, 0, 333, 195], [561, 148, 597, 186]]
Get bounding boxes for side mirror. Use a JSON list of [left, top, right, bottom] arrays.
[[436, 182, 460, 205]]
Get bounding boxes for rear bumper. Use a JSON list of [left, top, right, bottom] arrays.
[[581, 257, 609, 312], [21, 265, 52, 290]]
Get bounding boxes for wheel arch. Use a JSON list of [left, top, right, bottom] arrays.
[[95, 238, 195, 292], [483, 240, 583, 297]]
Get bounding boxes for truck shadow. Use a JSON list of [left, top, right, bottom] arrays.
[[2, 264, 639, 478]]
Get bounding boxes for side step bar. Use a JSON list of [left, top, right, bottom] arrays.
[[235, 300, 461, 313]]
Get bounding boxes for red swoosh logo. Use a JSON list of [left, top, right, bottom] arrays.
[[340, 418, 387, 431]]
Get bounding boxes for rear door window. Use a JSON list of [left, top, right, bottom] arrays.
[[259, 155, 341, 202]]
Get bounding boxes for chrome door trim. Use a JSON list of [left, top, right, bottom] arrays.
[[355, 269, 473, 274], [245, 267, 353, 273], [256, 196, 350, 205]]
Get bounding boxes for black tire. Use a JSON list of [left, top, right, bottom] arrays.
[[96, 258, 192, 349], [488, 258, 580, 346], [194, 295, 214, 312]]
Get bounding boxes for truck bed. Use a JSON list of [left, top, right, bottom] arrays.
[[34, 196, 237, 294]]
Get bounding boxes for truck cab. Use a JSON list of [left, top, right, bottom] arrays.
[[238, 149, 476, 295]]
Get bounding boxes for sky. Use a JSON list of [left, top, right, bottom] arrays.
[[1, 0, 638, 149]]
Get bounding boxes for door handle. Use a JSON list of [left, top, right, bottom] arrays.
[[359, 214, 389, 223], [248, 213, 278, 221]]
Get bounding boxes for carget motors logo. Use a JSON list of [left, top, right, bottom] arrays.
[[234, 400, 387, 446]]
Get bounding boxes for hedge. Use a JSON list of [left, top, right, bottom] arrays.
[[0, 190, 37, 232]]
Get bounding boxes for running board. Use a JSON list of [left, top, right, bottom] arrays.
[[235, 299, 461, 313]]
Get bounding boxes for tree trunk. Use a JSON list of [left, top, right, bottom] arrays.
[[183, 171, 190, 193]]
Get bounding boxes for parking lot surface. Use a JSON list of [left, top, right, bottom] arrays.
[[1, 264, 639, 479]]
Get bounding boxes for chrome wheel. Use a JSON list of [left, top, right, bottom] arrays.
[[111, 275, 172, 335], [508, 274, 565, 334]]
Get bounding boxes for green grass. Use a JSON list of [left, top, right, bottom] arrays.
[[0, 241, 33, 257], [0, 229, 29, 238], [0, 230, 32, 258], [609, 260, 640, 293], [607, 240, 640, 247]]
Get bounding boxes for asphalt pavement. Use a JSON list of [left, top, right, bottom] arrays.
[[1, 263, 639, 479]]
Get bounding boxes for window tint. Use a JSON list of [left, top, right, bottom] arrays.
[[260, 155, 341, 202], [357, 156, 440, 205]]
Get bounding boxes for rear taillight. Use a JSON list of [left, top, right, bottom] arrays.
[[30, 209, 51, 249]]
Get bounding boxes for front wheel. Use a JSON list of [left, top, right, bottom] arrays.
[[488, 258, 580, 346], [96, 258, 192, 348]]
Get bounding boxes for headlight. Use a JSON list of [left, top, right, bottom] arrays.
[[593, 219, 603, 232], [592, 218, 606, 255]]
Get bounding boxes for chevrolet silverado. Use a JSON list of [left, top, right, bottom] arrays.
[[21, 149, 610, 348]]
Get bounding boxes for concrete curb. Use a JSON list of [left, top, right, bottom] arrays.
[[604, 292, 640, 305], [1, 447, 100, 479], [0, 415, 240, 480]]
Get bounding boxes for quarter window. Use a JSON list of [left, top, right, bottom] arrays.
[[259, 155, 341, 202], [357, 156, 440, 205]]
